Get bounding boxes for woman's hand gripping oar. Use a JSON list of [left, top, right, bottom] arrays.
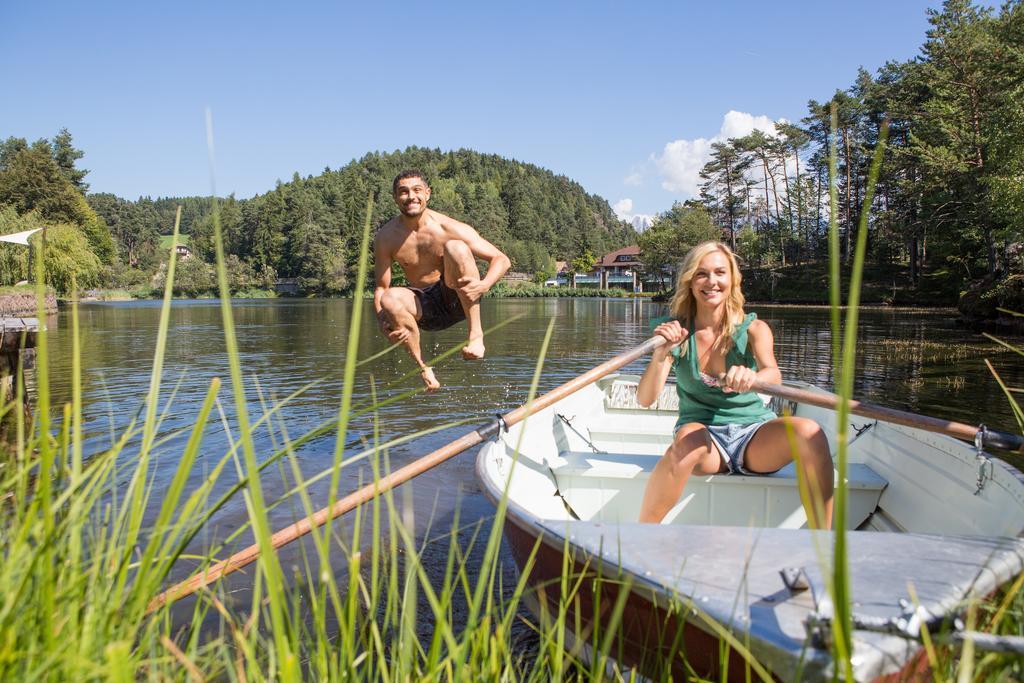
[[147, 335, 668, 612]]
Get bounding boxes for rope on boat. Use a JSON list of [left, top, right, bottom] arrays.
[[555, 413, 603, 454], [945, 630, 1024, 654], [793, 568, 1024, 654], [846, 614, 1024, 654], [545, 464, 581, 521]]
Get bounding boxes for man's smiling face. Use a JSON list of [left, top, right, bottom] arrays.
[[394, 177, 431, 217]]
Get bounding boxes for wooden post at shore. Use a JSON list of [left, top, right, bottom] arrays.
[[0, 318, 40, 444]]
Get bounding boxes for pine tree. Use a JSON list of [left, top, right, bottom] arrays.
[[52, 128, 89, 192], [698, 141, 749, 250]]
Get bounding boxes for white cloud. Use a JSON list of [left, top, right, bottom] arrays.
[[613, 198, 654, 231], [654, 138, 716, 196], [623, 172, 643, 186], [613, 198, 634, 218], [653, 110, 786, 198], [720, 111, 780, 140]]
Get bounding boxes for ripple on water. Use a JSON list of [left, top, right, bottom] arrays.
[[41, 299, 1024, 594]]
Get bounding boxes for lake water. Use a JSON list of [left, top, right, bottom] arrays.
[[44, 298, 1024, 598]]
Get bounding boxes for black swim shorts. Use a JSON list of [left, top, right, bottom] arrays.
[[409, 279, 465, 331]]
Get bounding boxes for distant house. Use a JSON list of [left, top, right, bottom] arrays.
[[545, 250, 652, 290], [502, 271, 531, 283], [544, 261, 571, 287], [159, 234, 192, 259], [593, 245, 644, 291], [595, 245, 641, 275]]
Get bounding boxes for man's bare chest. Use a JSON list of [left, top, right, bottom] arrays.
[[393, 230, 445, 269]]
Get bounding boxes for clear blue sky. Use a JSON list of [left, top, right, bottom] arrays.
[[4, 1, 937, 220]]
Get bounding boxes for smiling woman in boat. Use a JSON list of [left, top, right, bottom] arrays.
[[637, 241, 834, 529]]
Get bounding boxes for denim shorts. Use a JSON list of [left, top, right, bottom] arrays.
[[705, 421, 770, 474]]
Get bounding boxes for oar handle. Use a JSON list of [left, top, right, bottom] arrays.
[[751, 380, 1024, 453], [148, 335, 667, 612]]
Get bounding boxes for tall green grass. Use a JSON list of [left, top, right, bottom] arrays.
[[0, 178, 681, 681], [824, 107, 890, 679], [0, 123, 1021, 681]]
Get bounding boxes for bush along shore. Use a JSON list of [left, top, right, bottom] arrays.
[[72, 258, 990, 308]]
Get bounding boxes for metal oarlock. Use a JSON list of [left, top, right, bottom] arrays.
[[477, 414, 508, 441], [974, 424, 994, 495], [974, 422, 1024, 452]]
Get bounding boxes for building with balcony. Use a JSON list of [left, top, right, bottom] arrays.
[[544, 247, 653, 291], [593, 245, 643, 291]]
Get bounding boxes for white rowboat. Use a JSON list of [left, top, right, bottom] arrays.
[[476, 375, 1024, 681]]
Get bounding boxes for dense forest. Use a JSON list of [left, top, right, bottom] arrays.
[[0, 140, 636, 296], [693, 0, 1023, 312], [0, 0, 1020, 312], [179, 147, 636, 294]]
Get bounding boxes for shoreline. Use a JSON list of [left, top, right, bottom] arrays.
[[746, 301, 959, 313], [68, 292, 961, 313]]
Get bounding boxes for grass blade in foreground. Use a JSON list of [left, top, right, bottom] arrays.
[[827, 106, 890, 679], [205, 111, 295, 680]]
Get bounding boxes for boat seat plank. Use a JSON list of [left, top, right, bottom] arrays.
[[549, 452, 887, 529], [554, 452, 887, 491]]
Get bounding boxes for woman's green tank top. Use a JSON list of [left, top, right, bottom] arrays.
[[654, 312, 776, 428]]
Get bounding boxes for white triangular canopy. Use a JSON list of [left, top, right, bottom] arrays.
[[0, 228, 42, 245]]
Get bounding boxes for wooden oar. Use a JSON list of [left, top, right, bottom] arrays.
[[750, 380, 1024, 452], [148, 335, 669, 611]]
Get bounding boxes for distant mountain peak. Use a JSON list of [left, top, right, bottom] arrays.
[[631, 215, 654, 232]]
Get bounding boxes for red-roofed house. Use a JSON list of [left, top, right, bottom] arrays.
[[545, 248, 655, 291], [593, 245, 644, 291]]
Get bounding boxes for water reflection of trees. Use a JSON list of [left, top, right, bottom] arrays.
[[41, 300, 1023, 471]]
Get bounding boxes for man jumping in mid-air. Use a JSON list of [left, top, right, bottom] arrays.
[[374, 170, 511, 391]]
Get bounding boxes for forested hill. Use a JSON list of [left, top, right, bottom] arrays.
[[94, 147, 636, 293], [86, 195, 214, 268]]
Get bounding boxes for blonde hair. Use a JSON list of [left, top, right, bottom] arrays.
[[668, 241, 746, 353]]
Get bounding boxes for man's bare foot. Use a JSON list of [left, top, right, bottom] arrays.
[[420, 366, 441, 392], [461, 337, 485, 360]]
